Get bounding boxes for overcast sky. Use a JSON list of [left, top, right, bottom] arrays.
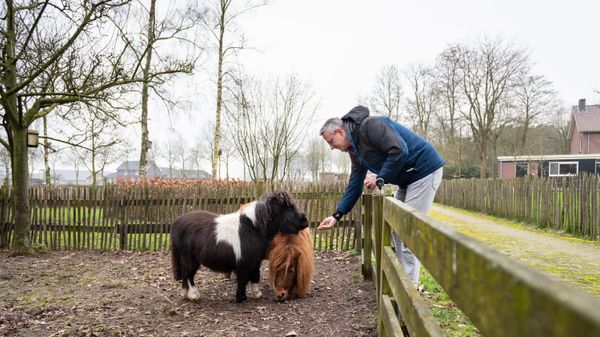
[[126, 0, 600, 175]]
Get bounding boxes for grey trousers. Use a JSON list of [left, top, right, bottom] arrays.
[[391, 167, 443, 286]]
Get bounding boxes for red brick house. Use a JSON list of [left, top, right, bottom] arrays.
[[497, 99, 600, 178], [567, 99, 600, 154]]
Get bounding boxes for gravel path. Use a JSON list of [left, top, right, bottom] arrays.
[[429, 204, 600, 297]]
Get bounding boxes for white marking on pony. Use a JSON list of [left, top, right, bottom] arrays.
[[215, 212, 242, 261], [249, 282, 262, 299], [240, 201, 257, 224], [186, 280, 200, 300]]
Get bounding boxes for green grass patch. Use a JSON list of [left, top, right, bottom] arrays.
[[420, 268, 480, 337]]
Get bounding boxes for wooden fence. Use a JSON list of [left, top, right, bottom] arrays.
[[362, 194, 600, 337], [435, 175, 600, 239], [0, 182, 361, 252]]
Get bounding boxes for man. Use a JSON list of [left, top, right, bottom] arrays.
[[317, 105, 445, 286]]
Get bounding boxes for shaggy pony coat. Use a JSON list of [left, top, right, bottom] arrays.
[[170, 191, 308, 303], [268, 227, 314, 301]]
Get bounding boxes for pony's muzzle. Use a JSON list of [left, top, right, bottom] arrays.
[[300, 214, 309, 229]]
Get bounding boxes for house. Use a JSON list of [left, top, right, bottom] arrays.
[[108, 161, 210, 182], [498, 154, 600, 178], [31, 169, 92, 186], [567, 99, 600, 154], [498, 98, 600, 179], [113, 161, 162, 182]]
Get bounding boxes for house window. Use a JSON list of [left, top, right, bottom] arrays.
[[549, 162, 578, 177], [596, 161, 600, 174], [516, 162, 528, 177]]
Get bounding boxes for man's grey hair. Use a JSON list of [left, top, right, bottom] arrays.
[[319, 118, 343, 135]]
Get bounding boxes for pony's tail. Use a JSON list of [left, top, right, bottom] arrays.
[[171, 242, 182, 281]]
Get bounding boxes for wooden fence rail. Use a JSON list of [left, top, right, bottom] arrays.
[[362, 194, 600, 337], [0, 183, 361, 252], [435, 175, 600, 239]]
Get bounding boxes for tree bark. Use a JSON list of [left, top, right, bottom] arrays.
[[139, 0, 157, 178], [11, 126, 32, 254], [211, 2, 227, 179]]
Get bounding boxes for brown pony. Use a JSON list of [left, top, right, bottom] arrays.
[[268, 227, 314, 302]]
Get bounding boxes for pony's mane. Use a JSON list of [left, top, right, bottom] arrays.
[[254, 191, 296, 237], [253, 199, 270, 237], [268, 228, 313, 296]]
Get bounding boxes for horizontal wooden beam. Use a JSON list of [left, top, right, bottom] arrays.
[[380, 295, 405, 337], [382, 246, 443, 337]]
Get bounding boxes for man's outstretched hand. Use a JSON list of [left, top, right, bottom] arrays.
[[317, 216, 337, 230]]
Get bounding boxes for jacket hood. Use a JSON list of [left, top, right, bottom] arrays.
[[341, 106, 370, 133]]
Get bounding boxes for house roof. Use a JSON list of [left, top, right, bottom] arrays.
[[115, 160, 161, 175], [498, 154, 600, 161], [567, 104, 600, 140]]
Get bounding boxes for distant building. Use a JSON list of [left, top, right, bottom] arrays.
[[567, 99, 600, 154], [113, 161, 162, 182], [109, 161, 210, 182], [498, 154, 600, 178], [498, 98, 600, 179]]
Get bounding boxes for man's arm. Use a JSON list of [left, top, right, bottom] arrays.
[[318, 156, 367, 230]]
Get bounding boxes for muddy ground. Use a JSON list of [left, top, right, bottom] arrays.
[[0, 250, 376, 337]]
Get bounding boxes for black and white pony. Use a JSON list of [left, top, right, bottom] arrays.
[[170, 190, 308, 303]]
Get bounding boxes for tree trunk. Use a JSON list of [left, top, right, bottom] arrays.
[[11, 126, 32, 254], [479, 139, 487, 179], [211, 4, 226, 179], [43, 116, 51, 187], [139, 0, 156, 178]]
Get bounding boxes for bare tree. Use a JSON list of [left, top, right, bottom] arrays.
[[433, 45, 463, 158], [549, 106, 571, 154], [225, 73, 317, 182], [458, 37, 529, 178], [0, 1, 173, 253], [69, 111, 127, 187], [369, 64, 402, 121], [405, 63, 438, 139], [201, 0, 266, 178], [305, 137, 327, 182], [128, 0, 203, 177], [513, 73, 557, 148], [160, 128, 183, 179]]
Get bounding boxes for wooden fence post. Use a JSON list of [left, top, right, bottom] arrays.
[[362, 195, 373, 280], [372, 195, 384, 303]]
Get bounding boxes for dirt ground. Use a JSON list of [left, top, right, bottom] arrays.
[[0, 250, 376, 337]]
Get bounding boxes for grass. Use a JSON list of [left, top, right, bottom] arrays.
[[419, 268, 481, 337]]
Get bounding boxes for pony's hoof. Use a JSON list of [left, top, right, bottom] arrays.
[[249, 283, 262, 299], [236, 294, 247, 303], [187, 287, 201, 300]]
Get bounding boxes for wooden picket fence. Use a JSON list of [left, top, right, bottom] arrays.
[[0, 182, 361, 252], [362, 194, 600, 337], [435, 175, 600, 239]]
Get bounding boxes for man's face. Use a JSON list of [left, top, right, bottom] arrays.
[[322, 127, 350, 152]]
